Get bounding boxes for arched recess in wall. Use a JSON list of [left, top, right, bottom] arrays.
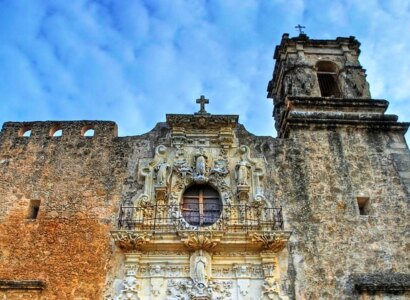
[[316, 61, 342, 97], [49, 125, 62, 137], [81, 125, 95, 137], [18, 127, 31, 137]]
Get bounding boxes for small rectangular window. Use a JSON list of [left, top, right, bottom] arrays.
[[356, 197, 369, 215], [28, 200, 41, 219]]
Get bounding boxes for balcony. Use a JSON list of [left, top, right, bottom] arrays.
[[118, 204, 283, 231], [111, 204, 289, 252]]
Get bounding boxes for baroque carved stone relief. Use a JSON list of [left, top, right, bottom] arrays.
[[115, 268, 141, 300], [111, 110, 291, 300], [235, 145, 267, 205], [250, 232, 290, 253], [181, 232, 221, 251], [111, 231, 151, 250]]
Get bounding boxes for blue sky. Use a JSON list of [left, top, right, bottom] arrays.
[[0, 0, 409, 141]]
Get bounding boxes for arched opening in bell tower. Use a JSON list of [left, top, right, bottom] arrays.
[[316, 61, 342, 97]]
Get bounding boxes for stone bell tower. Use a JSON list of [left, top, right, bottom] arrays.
[[267, 33, 375, 137], [265, 33, 410, 298]]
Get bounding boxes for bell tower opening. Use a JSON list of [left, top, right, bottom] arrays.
[[316, 61, 341, 97]]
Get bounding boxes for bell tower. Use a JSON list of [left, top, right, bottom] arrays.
[[267, 33, 375, 137]]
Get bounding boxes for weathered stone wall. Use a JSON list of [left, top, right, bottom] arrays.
[[236, 124, 409, 299], [281, 127, 409, 299], [0, 121, 148, 299], [0, 118, 409, 299]]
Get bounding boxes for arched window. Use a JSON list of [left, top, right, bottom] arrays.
[[181, 185, 222, 227], [316, 61, 341, 97]]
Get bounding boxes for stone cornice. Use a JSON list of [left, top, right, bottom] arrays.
[[277, 97, 410, 137]]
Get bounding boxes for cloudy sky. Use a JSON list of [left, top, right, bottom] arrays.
[[1, 0, 409, 141]]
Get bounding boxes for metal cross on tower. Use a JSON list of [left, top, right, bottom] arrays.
[[196, 95, 209, 114], [295, 24, 306, 35]]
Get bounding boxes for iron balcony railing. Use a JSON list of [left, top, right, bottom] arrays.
[[118, 204, 283, 232]]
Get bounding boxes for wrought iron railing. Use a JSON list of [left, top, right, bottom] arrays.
[[118, 204, 283, 232]]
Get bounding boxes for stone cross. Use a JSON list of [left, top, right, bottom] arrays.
[[196, 95, 209, 114], [295, 24, 306, 35]]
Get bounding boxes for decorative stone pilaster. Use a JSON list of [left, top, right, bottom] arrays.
[[115, 253, 142, 300], [149, 264, 165, 297], [234, 264, 251, 299], [260, 251, 282, 300]]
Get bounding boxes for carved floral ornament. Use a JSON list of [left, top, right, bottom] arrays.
[[111, 231, 151, 250], [250, 232, 291, 253], [181, 232, 222, 251]]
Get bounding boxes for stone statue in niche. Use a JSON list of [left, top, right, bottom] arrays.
[[193, 149, 209, 184], [236, 160, 250, 186], [190, 250, 212, 288], [194, 250, 207, 284], [195, 153, 206, 176], [155, 159, 170, 187]]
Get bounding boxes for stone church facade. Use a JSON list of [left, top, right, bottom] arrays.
[[0, 34, 409, 299]]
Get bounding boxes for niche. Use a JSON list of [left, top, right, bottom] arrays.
[[356, 196, 370, 216], [27, 200, 41, 219]]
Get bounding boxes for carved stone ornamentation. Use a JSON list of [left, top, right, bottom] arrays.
[[149, 265, 165, 297], [166, 279, 192, 300], [234, 265, 251, 297], [137, 145, 169, 205], [115, 269, 141, 300], [190, 250, 212, 286], [251, 232, 290, 253], [260, 277, 282, 300], [111, 231, 151, 250], [208, 280, 234, 300], [181, 232, 220, 251], [193, 148, 209, 184], [236, 145, 267, 205], [155, 159, 171, 187]]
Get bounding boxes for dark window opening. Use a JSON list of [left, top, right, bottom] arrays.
[[28, 200, 41, 219], [181, 185, 222, 227], [317, 61, 341, 97], [318, 73, 341, 97], [357, 197, 369, 216]]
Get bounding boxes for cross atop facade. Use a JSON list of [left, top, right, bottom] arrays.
[[295, 24, 306, 35], [196, 95, 209, 114]]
